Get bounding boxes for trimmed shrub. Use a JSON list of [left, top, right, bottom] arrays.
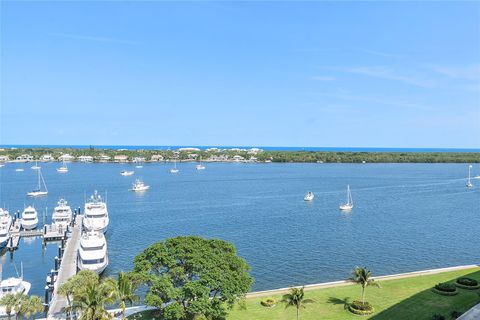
[[348, 300, 375, 315], [455, 277, 480, 290], [435, 282, 456, 292], [260, 298, 277, 308]]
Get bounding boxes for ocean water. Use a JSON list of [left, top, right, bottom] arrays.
[[0, 162, 479, 297]]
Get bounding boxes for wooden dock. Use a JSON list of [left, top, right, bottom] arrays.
[[7, 219, 22, 251], [47, 215, 82, 319]]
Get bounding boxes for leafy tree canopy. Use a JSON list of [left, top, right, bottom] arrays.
[[133, 236, 253, 320]]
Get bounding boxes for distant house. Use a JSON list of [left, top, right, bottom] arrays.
[[16, 154, 34, 162], [207, 154, 228, 162], [150, 154, 164, 162], [232, 155, 245, 162], [178, 147, 200, 152], [40, 154, 54, 162], [132, 157, 146, 163], [187, 153, 198, 159], [59, 154, 75, 162], [97, 154, 111, 162], [248, 148, 263, 155], [0, 155, 9, 162], [114, 155, 129, 163], [78, 155, 94, 163], [248, 156, 258, 162]]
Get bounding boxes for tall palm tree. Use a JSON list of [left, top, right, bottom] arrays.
[[19, 295, 44, 319], [73, 281, 116, 320], [59, 270, 100, 319], [349, 266, 380, 304], [0, 293, 18, 319], [109, 272, 139, 319], [280, 287, 314, 320]]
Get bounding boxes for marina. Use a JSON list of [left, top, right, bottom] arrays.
[[0, 161, 478, 299]]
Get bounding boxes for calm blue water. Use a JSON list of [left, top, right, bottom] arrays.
[[2, 144, 480, 152], [0, 162, 479, 297]]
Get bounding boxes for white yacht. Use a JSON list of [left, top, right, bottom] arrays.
[[120, 170, 134, 176], [21, 206, 38, 230], [339, 185, 354, 211], [170, 160, 179, 173], [77, 231, 108, 274], [196, 157, 205, 170], [130, 179, 150, 192], [52, 199, 72, 230], [0, 209, 12, 249], [466, 165, 473, 188], [27, 167, 48, 197], [83, 191, 109, 233], [0, 264, 31, 317], [30, 160, 40, 170], [304, 192, 314, 201], [57, 159, 68, 173]]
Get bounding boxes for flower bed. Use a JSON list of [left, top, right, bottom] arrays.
[[348, 300, 375, 315]]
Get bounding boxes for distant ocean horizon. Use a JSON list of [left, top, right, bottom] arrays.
[[1, 144, 480, 153]]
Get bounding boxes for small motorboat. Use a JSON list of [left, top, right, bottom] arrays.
[[304, 192, 314, 201]]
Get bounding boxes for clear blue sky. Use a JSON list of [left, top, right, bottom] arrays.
[[1, 1, 479, 148]]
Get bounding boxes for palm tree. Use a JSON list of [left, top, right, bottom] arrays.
[[73, 281, 116, 320], [59, 270, 100, 319], [109, 272, 139, 319], [19, 295, 44, 319], [0, 293, 18, 319], [281, 287, 314, 320], [349, 266, 380, 304]]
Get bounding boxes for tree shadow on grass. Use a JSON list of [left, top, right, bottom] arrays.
[[370, 269, 480, 320], [327, 297, 351, 310]]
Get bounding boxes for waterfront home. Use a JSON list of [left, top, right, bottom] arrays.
[[132, 157, 146, 163], [150, 154, 164, 162], [16, 154, 34, 162], [248, 156, 258, 162], [232, 155, 245, 162], [0, 155, 9, 162], [207, 154, 229, 162], [97, 154, 111, 162], [59, 154, 75, 162], [40, 154, 54, 162], [78, 155, 94, 162], [114, 155, 129, 163], [188, 153, 198, 159]]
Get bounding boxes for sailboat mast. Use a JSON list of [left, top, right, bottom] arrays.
[[468, 165, 472, 183], [40, 169, 48, 192]]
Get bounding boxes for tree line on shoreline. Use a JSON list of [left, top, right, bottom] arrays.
[[1, 147, 479, 163]]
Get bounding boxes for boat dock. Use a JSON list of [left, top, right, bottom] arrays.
[[47, 214, 82, 319], [7, 222, 68, 251]]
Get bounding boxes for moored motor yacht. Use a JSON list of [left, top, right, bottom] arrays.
[[0, 209, 12, 249], [130, 179, 150, 192], [21, 206, 38, 230], [83, 191, 109, 233], [0, 264, 31, 317], [120, 170, 134, 176], [52, 199, 72, 231], [77, 231, 109, 274], [304, 192, 314, 201]]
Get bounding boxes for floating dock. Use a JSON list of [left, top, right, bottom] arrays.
[[47, 214, 83, 319]]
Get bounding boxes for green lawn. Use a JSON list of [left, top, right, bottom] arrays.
[[128, 267, 480, 320], [229, 267, 480, 320]]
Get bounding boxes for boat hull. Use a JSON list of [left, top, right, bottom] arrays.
[[21, 220, 38, 230]]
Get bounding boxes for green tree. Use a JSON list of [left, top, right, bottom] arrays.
[[19, 295, 44, 319], [349, 266, 380, 304], [73, 281, 115, 320], [58, 270, 99, 318], [280, 287, 314, 320], [109, 272, 139, 319], [133, 236, 253, 320], [0, 293, 19, 319]]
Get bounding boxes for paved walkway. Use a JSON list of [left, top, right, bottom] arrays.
[[47, 215, 83, 320], [458, 303, 480, 320], [247, 264, 480, 298]]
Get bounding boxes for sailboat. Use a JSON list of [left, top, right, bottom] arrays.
[[196, 157, 205, 170], [27, 168, 48, 197], [57, 158, 68, 173], [466, 165, 473, 188], [170, 159, 179, 174], [30, 160, 40, 170], [304, 192, 314, 201], [339, 185, 353, 211]]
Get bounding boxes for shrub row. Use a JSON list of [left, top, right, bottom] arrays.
[[260, 298, 276, 307], [434, 282, 457, 293], [456, 277, 480, 290]]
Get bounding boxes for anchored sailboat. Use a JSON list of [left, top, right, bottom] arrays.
[[57, 159, 68, 173], [466, 165, 473, 188], [27, 168, 48, 197], [30, 160, 40, 170], [170, 159, 179, 174], [339, 185, 353, 211]]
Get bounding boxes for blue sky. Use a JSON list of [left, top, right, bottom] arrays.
[[1, 1, 479, 148]]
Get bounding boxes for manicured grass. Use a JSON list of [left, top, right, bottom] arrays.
[[127, 267, 480, 320], [228, 268, 480, 320]]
